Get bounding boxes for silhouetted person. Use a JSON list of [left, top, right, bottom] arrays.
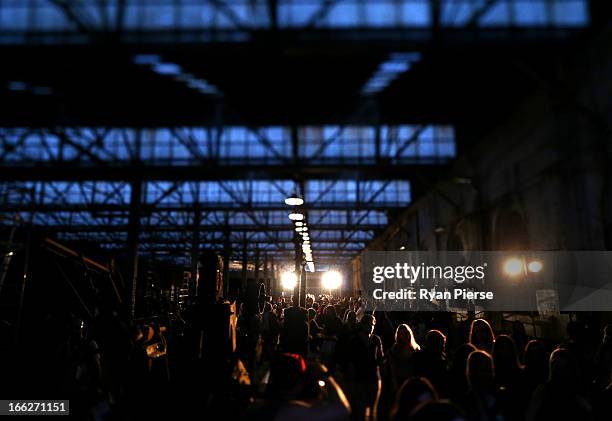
[[336, 310, 358, 373], [520, 339, 549, 406], [390, 377, 438, 421], [493, 334, 522, 387], [511, 320, 528, 361], [447, 343, 477, 404], [469, 319, 495, 353], [261, 302, 280, 360], [347, 314, 383, 420], [322, 305, 343, 337], [409, 400, 467, 421], [526, 347, 591, 421], [493, 334, 523, 421], [413, 329, 449, 395], [280, 306, 309, 356], [374, 311, 396, 352], [387, 323, 421, 391], [464, 350, 501, 421], [343, 310, 358, 331], [593, 323, 612, 392]]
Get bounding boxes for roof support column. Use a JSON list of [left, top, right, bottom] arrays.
[[127, 178, 141, 319]]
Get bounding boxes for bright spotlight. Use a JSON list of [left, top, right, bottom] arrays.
[[295, 221, 303, 227], [528, 260, 543, 273], [288, 212, 304, 221], [281, 271, 298, 289], [285, 195, 304, 206], [322, 271, 342, 290], [504, 258, 524, 277]]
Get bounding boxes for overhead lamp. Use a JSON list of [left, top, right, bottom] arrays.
[[285, 194, 304, 206], [289, 212, 304, 221], [295, 221, 304, 227], [503, 258, 524, 277], [528, 260, 543, 273], [295, 227, 304, 232]]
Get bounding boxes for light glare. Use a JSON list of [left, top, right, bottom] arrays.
[[289, 212, 304, 221], [322, 271, 342, 290], [285, 196, 304, 206], [528, 260, 543, 273], [504, 258, 524, 277], [281, 271, 298, 290]]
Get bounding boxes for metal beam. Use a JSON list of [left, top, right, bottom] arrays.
[[43, 224, 383, 233], [0, 202, 401, 212], [0, 162, 449, 181]]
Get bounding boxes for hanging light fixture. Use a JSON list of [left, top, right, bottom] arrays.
[[289, 212, 304, 221], [285, 193, 304, 206]]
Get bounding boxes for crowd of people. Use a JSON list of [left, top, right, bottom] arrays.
[[6, 289, 612, 421], [236, 293, 612, 421]]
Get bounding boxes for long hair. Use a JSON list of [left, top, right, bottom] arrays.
[[395, 323, 421, 351], [469, 318, 495, 352]]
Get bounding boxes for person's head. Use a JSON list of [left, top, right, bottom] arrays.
[[425, 330, 446, 356], [409, 400, 466, 421], [493, 334, 520, 374], [391, 377, 438, 421], [307, 308, 316, 321], [326, 304, 339, 318], [523, 339, 543, 363], [267, 353, 308, 400], [467, 350, 494, 392], [395, 324, 421, 351], [312, 302, 319, 311], [549, 347, 578, 385], [601, 323, 612, 346], [524, 339, 549, 379], [360, 314, 376, 336], [469, 318, 495, 351], [451, 343, 477, 375], [263, 302, 272, 313], [345, 310, 357, 325], [566, 321, 585, 343]]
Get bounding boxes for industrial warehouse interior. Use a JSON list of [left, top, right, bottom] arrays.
[[1, 1, 612, 420]]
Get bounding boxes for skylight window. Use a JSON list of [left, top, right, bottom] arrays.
[[361, 52, 422, 96], [134, 55, 222, 97]]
